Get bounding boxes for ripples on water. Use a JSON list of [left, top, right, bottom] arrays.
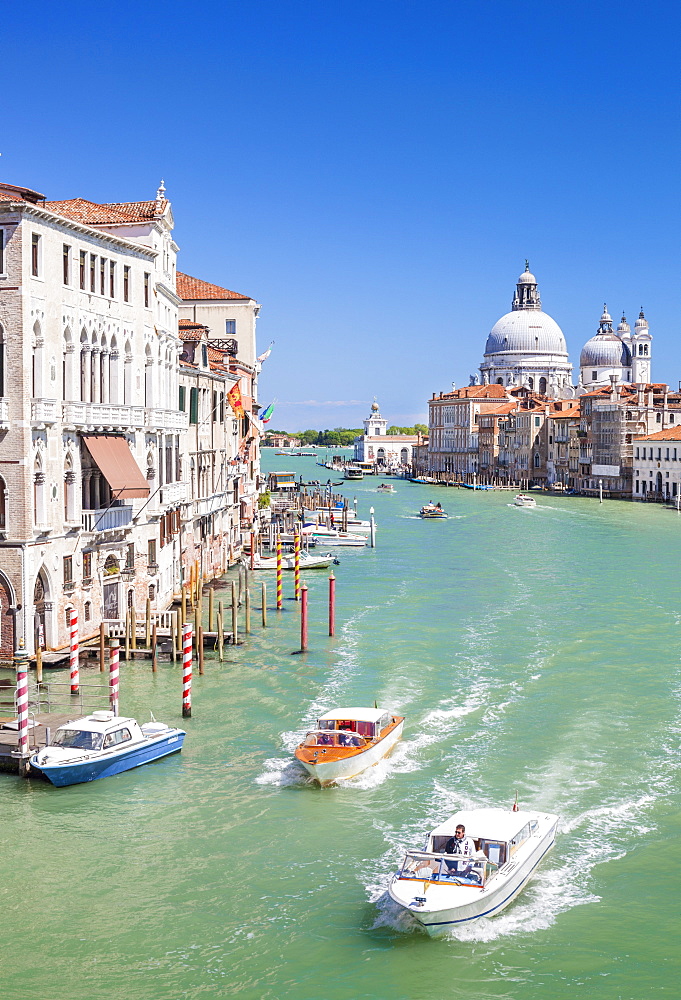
[[3, 458, 681, 999]]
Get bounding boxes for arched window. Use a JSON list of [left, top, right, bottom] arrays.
[[62, 326, 75, 401], [534, 453, 540, 468], [32, 321, 43, 397], [109, 335, 119, 403], [84, 601, 92, 622], [0, 474, 6, 532], [33, 457, 45, 526], [64, 456, 77, 523], [496, 377, 503, 385], [144, 345, 154, 407], [80, 329, 89, 402], [0, 323, 5, 397], [539, 377, 547, 394], [400, 447, 408, 463], [123, 341, 132, 403], [528, 377, 534, 390]]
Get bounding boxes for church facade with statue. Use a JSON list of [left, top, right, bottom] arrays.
[[353, 400, 424, 468]]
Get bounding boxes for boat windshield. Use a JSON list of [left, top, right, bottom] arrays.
[[398, 852, 493, 887], [303, 730, 366, 748], [52, 729, 103, 751]]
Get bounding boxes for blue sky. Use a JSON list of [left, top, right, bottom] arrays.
[[4, 1, 679, 430]]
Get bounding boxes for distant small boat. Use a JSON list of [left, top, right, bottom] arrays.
[[514, 494, 537, 507], [420, 503, 447, 518], [410, 476, 438, 484], [30, 712, 185, 787], [294, 706, 405, 785], [463, 483, 494, 490], [377, 484, 396, 493]]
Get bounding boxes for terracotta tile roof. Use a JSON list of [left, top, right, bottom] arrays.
[[207, 345, 228, 362], [179, 319, 207, 342], [176, 271, 250, 301], [44, 198, 168, 224], [634, 426, 681, 441], [0, 182, 45, 203], [434, 385, 509, 401]]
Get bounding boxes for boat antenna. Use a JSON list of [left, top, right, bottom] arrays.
[[512, 790, 519, 812], [374, 700, 378, 709]]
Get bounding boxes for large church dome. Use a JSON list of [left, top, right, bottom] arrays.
[[484, 310, 568, 357], [479, 263, 573, 393]]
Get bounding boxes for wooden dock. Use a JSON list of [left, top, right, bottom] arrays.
[[0, 712, 76, 775]]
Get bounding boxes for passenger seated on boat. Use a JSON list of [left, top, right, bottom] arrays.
[[317, 733, 333, 745]]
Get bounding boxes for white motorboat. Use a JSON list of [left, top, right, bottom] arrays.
[[344, 466, 364, 480], [303, 510, 373, 533], [30, 712, 185, 787], [308, 526, 366, 547], [247, 551, 336, 570], [514, 494, 537, 507], [420, 503, 447, 518], [387, 807, 559, 935], [377, 484, 396, 493], [295, 707, 404, 786]]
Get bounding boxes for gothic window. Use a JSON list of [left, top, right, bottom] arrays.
[[104, 554, 120, 575], [539, 377, 547, 394], [528, 378, 534, 390], [84, 601, 92, 622], [0, 475, 6, 531], [0, 323, 5, 397]]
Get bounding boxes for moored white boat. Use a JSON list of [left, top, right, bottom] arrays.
[[387, 807, 558, 935], [344, 466, 364, 480], [295, 707, 405, 785], [248, 551, 336, 570], [30, 712, 185, 787], [514, 494, 537, 507], [308, 526, 367, 546]]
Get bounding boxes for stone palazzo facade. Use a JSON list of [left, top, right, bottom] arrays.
[[0, 181, 261, 662]]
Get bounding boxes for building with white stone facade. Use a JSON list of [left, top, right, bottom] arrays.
[[0, 181, 262, 662], [353, 400, 421, 467], [632, 427, 681, 501]]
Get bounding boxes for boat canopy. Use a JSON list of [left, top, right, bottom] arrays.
[[429, 808, 539, 843], [317, 707, 389, 724], [54, 713, 138, 735]]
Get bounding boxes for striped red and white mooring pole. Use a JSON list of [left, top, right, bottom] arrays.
[[276, 533, 283, 610], [294, 531, 301, 602], [328, 571, 336, 637], [109, 638, 120, 716], [300, 583, 308, 651], [15, 663, 29, 759], [182, 623, 193, 718], [69, 608, 79, 694]]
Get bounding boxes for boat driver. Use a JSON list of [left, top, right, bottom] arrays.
[[443, 824, 476, 874]]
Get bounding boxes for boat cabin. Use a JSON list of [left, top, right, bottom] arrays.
[[313, 707, 396, 741], [50, 712, 143, 752], [268, 471, 297, 492], [428, 809, 538, 866]]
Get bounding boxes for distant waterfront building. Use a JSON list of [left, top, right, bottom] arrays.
[[428, 384, 510, 476], [353, 399, 421, 467], [479, 263, 573, 394], [633, 427, 681, 500]]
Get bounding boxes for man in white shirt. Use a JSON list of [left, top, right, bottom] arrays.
[[443, 824, 476, 874]]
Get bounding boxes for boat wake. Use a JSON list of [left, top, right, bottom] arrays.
[[364, 791, 657, 941]]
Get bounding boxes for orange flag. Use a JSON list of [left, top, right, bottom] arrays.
[[227, 380, 245, 418]]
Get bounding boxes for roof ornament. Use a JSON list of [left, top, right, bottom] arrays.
[[525, 259, 530, 272], [156, 179, 166, 204]]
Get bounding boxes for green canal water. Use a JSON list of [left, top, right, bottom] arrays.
[[2, 452, 680, 1000]]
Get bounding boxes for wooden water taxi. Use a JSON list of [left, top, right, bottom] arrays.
[[294, 707, 404, 785]]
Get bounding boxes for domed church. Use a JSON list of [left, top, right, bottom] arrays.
[[479, 263, 573, 395], [579, 306, 651, 389]]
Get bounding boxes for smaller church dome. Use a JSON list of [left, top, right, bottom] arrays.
[[517, 270, 537, 285], [580, 334, 631, 368], [634, 309, 649, 331], [617, 313, 630, 335]]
